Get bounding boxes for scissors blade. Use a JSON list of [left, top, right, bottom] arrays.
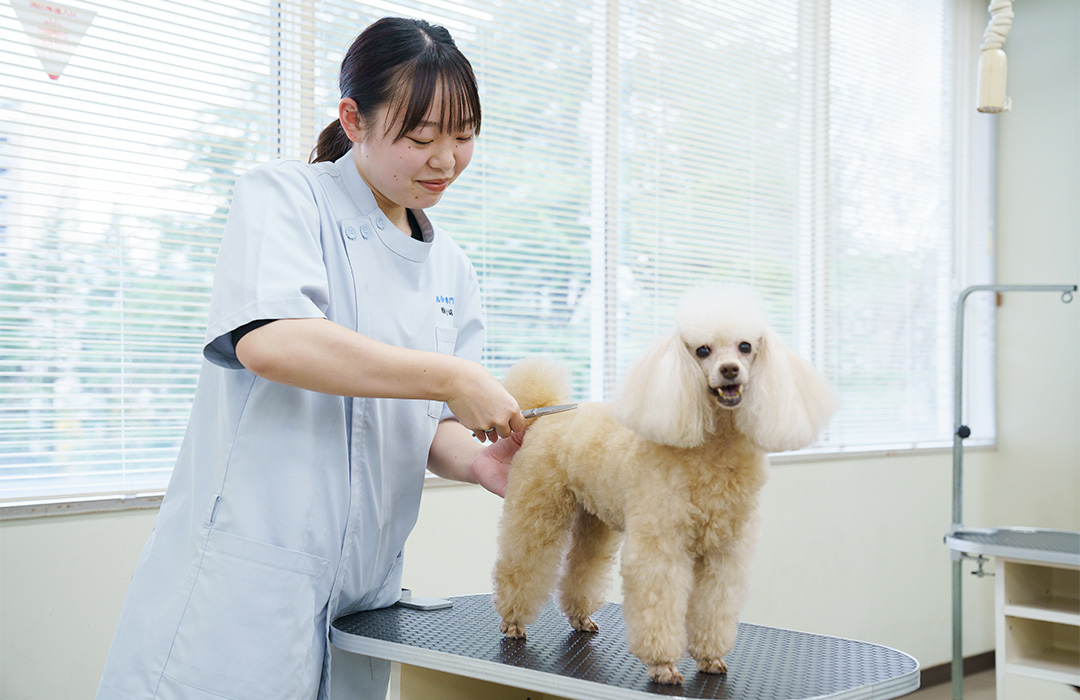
[[521, 403, 578, 420]]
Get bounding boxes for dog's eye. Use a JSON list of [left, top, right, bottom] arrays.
[[695, 345, 711, 358], [738, 342, 752, 354]]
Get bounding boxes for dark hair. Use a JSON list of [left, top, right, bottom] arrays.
[[309, 17, 481, 164]]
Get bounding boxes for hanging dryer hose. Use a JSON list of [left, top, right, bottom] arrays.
[[977, 0, 1014, 113]]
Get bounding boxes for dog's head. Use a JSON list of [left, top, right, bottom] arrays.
[[614, 283, 835, 452], [675, 284, 768, 412]]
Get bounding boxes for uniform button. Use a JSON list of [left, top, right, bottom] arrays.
[[376, 218, 386, 230], [361, 225, 373, 239], [344, 226, 357, 240]]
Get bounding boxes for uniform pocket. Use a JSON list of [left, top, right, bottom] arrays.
[[427, 326, 459, 419], [161, 529, 328, 700]]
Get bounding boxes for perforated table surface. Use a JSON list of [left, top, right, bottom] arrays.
[[944, 527, 1080, 567], [331, 594, 920, 699]]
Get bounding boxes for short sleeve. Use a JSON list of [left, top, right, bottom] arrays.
[[203, 161, 330, 368]]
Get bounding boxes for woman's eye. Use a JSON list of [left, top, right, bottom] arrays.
[[738, 342, 752, 354], [456, 134, 474, 143], [408, 137, 432, 146], [696, 346, 711, 358]]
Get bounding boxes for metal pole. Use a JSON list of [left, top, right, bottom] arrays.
[[949, 283, 1075, 700]]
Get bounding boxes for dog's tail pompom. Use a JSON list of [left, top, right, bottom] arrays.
[[502, 357, 572, 410], [736, 327, 836, 452], [614, 332, 712, 448]]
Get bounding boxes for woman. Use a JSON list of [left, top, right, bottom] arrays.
[[97, 17, 524, 700]]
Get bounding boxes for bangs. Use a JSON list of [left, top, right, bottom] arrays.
[[387, 48, 481, 140]]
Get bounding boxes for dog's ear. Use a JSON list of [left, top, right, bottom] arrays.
[[736, 328, 836, 452], [614, 332, 713, 448]]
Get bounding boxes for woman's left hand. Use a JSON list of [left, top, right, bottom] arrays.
[[470, 431, 525, 498]]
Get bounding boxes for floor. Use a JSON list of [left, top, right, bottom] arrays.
[[905, 671, 995, 700]]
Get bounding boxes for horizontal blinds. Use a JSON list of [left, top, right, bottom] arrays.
[[422, 0, 602, 400], [824, 0, 971, 450], [0, 0, 283, 500], [611, 0, 991, 452], [0, 0, 991, 503], [613, 0, 805, 392]]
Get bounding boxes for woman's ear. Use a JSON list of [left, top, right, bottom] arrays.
[[736, 328, 836, 452], [614, 332, 713, 448], [338, 98, 365, 143]]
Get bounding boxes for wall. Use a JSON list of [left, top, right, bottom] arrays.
[[1, 1, 1077, 698]]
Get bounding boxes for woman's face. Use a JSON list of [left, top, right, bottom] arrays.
[[344, 93, 475, 217]]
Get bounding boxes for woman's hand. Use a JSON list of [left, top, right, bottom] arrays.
[[444, 360, 525, 442], [427, 419, 527, 497], [469, 430, 525, 497]]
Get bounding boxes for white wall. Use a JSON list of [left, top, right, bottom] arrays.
[[1, 1, 1077, 698]]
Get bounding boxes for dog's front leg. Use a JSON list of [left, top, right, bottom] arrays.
[[620, 525, 694, 684], [686, 517, 759, 674]]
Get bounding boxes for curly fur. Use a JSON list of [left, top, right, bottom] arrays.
[[492, 283, 836, 684]]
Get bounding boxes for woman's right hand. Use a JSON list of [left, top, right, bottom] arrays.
[[445, 360, 525, 442]]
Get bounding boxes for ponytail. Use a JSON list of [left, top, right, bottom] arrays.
[[309, 119, 352, 164]]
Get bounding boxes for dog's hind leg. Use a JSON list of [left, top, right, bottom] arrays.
[[492, 466, 577, 638], [557, 505, 620, 633]]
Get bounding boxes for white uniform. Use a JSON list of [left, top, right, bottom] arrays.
[[97, 151, 484, 700]]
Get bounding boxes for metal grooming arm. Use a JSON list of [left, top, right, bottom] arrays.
[[948, 283, 1076, 700]]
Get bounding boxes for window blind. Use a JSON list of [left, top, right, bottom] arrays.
[[0, 0, 992, 503]]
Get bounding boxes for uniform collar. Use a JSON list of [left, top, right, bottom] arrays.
[[335, 150, 379, 216], [334, 150, 433, 264]]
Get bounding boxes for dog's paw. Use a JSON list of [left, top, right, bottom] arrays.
[[695, 657, 727, 675], [568, 615, 599, 633], [500, 620, 527, 639], [648, 664, 684, 685]]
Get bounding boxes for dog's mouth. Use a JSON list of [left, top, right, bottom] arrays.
[[709, 383, 743, 408]]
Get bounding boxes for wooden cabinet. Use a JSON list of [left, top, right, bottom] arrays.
[[996, 557, 1080, 697]]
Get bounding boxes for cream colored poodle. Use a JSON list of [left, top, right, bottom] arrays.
[[492, 283, 836, 684]]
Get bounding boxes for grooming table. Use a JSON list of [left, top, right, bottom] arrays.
[[944, 527, 1080, 568], [944, 527, 1080, 698], [331, 593, 920, 699]]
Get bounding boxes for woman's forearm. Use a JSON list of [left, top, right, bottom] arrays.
[[234, 317, 464, 401], [427, 419, 484, 482], [234, 317, 525, 439]]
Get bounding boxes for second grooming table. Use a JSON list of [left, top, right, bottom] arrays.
[[944, 527, 1080, 698], [331, 593, 920, 699]]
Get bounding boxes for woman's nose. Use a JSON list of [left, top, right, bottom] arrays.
[[428, 143, 455, 172]]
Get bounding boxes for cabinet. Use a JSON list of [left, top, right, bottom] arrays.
[[996, 558, 1080, 696]]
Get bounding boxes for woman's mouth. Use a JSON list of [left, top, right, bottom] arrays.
[[417, 179, 449, 193]]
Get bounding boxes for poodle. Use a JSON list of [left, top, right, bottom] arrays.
[[491, 282, 836, 684]]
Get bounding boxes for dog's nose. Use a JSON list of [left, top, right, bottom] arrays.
[[720, 363, 740, 380]]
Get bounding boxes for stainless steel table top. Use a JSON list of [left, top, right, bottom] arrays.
[[331, 594, 920, 699], [944, 527, 1080, 567]]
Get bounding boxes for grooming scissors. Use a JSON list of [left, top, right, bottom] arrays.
[[483, 404, 577, 436], [521, 403, 578, 420]]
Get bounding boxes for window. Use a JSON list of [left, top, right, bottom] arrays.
[[0, 0, 993, 503]]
